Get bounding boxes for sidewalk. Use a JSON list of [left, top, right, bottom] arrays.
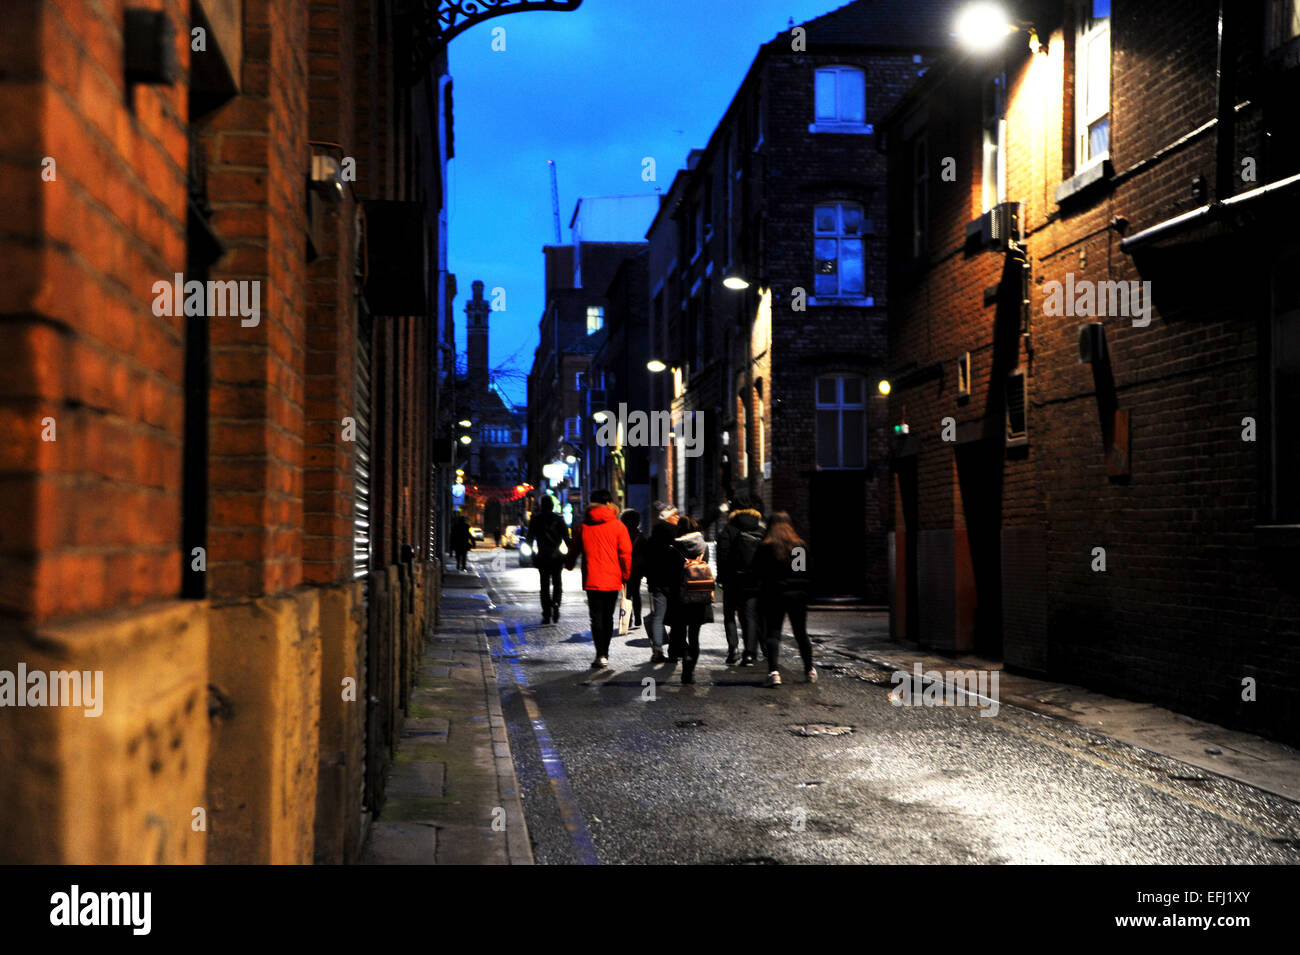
[[360, 569, 532, 864], [806, 608, 1300, 803]]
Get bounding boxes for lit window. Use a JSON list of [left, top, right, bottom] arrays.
[[814, 66, 866, 127], [816, 375, 867, 470], [1076, 0, 1111, 171], [564, 416, 581, 441], [1268, 0, 1300, 50], [586, 306, 604, 334], [982, 72, 1006, 212], [814, 202, 866, 297]]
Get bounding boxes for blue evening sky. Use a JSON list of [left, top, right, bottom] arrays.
[[445, 0, 853, 406]]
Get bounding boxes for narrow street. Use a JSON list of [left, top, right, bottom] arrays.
[[462, 549, 1300, 865]]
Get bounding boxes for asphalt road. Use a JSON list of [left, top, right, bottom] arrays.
[[467, 549, 1300, 865]]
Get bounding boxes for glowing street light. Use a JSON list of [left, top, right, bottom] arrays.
[[459, 435, 472, 445], [877, 379, 892, 396], [458, 419, 472, 428], [723, 273, 750, 290], [646, 359, 667, 373], [955, 2, 1015, 52]]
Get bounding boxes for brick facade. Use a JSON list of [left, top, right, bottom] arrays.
[[884, 0, 1300, 742]]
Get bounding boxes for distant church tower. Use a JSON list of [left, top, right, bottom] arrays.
[[466, 280, 490, 394]]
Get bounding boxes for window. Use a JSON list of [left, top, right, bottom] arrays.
[[814, 202, 866, 297], [756, 395, 768, 480], [912, 135, 929, 259], [813, 66, 866, 129], [815, 375, 867, 470], [982, 71, 1006, 212], [564, 416, 581, 441], [1268, 0, 1300, 50], [736, 394, 748, 480], [1076, 0, 1111, 171], [586, 306, 604, 334], [575, 372, 583, 390]]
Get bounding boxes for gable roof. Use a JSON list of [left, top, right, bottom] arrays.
[[781, 0, 962, 51]]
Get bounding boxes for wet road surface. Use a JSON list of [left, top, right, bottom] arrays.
[[467, 551, 1300, 865]]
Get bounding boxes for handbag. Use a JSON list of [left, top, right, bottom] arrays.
[[617, 586, 632, 636]]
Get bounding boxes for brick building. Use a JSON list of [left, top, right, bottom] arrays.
[[0, 0, 475, 863], [527, 224, 648, 518], [644, 0, 955, 598], [882, 0, 1300, 741]]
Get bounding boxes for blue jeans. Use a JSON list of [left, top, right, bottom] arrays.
[[646, 589, 669, 652]]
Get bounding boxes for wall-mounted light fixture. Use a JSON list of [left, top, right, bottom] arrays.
[[955, 2, 1045, 55], [646, 359, 667, 373], [877, 379, 892, 396], [723, 273, 751, 291], [310, 152, 344, 203]]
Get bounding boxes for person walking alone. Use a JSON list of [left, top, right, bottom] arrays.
[[566, 489, 632, 669], [715, 493, 765, 666], [665, 515, 714, 684], [450, 511, 473, 572], [619, 508, 647, 630], [752, 511, 815, 687], [526, 496, 570, 626], [644, 504, 679, 663]]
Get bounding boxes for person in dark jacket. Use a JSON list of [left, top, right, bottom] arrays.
[[643, 505, 679, 663], [565, 489, 632, 669], [752, 511, 815, 687], [715, 493, 765, 666], [526, 496, 571, 625], [665, 515, 714, 684], [619, 508, 647, 630], [450, 512, 474, 572]]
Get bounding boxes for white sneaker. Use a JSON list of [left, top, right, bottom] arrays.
[[765, 671, 782, 687], [598, 656, 609, 669], [806, 667, 818, 684]]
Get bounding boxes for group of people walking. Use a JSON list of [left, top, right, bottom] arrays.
[[525, 489, 815, 688]]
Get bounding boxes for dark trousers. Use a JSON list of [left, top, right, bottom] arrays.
[[587, 589, 619, 658], [762, 591, 812, 674], [679, 623, 701, 676], [627, 576, 643, 625], [452, 548, 468, 571], [723, 586, 760, 657], [537, 559, 562, 614]]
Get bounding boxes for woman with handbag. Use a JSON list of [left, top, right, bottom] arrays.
[[664, 516, 714, 684]]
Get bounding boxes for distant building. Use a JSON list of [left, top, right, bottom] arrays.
[[527, 198, 652, 520]]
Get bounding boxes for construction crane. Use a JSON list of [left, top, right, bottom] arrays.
[[547, 159, 562, 244]]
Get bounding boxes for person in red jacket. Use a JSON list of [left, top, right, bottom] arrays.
[[565, 489, 632, 669]]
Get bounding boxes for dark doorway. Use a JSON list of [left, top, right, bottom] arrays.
[[809, 470, 867, 597], [954, 437, 1004, 658]]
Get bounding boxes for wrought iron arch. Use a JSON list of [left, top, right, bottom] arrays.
[[402, 0, 584, 82]]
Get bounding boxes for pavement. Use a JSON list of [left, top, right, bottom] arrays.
[[803, 607, 1300, 804], [361, 548, 1300, 865], [360, 565, 532, 865]]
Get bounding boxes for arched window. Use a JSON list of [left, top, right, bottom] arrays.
[[816, 375, 867, 469]]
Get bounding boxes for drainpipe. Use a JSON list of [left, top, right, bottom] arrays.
[[1214, 0, 1237, 201]]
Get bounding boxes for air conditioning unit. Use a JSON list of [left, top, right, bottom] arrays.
[[1005, 370, 1028, 447], [1078, 322, 1106, 364], [988, 201, 1022, 250]]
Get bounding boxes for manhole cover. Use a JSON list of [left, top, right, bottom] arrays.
[[675, 719, 705, 728], [789, 723, 854, 737]]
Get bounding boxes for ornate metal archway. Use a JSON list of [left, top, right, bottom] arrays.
[[402, 0, 584, 81]]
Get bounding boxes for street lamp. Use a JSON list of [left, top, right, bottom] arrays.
[[877, 379, 892, 396], [723, 273, 750, 291], [955, 2, 1041, 54], [460, 435, 472, 445], [593, 410, 609, 423], [458, 419, 472, 428], [646, 359, 667, 373]]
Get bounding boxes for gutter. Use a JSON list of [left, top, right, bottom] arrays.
[[1119, 171, 1300, 253]]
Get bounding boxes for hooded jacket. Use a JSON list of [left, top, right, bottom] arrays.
[[566, 503, 632, 591]]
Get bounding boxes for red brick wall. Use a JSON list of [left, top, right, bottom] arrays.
[[202, 0, 310, 598], [0, 0, 191, 623], [887, 0, 1300, 740]]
